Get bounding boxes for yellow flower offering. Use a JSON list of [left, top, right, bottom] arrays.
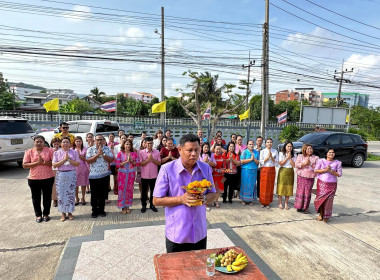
[[181, 179, 213, 206]]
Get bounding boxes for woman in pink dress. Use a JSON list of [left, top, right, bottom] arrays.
[[314, 149, 342, 223], [73, 136, 89, 205], [294, 144, 319, 214], [50, 137, 61, 207], [116, 140, 139, 214]]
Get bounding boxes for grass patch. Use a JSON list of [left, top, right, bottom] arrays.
[[367, 153, 380, 161]]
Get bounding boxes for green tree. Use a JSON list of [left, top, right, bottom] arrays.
[[165, 96, 186, 118], [247, 95, 275, 121], [0, 92, 20, 110], [350, 106, 380, 139], [60, 98, 93, 114], [0, 73, 9, 94], [90, 87, 106, 102], [279, 125, 305, 142], [122, 97, 149, 116], [177, 71, 243, 140]]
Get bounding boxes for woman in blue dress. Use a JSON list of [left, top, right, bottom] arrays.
[[239, 140, 260, 206]]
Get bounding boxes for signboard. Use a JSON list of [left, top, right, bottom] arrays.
[[302, 106, 347, 125], [133, 121, 145, 130]]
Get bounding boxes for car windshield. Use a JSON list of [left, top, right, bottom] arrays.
[[0, 120, 34, 134], [96, 123, 119, 133], [299, 133, 327, 143]]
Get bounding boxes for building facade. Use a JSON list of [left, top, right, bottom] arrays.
[[23, 90, 78, 109], [275, 89, 323, 106], [123, 91, 155, 103], [322, 92, 369, 108]]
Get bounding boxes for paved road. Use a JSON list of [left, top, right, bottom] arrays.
[[0, 143, 379, 280]]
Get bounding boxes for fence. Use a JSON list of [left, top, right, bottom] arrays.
[[1, 110, 355, 147]]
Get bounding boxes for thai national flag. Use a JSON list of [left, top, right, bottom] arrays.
[[100, 100, 116, 112], [277, 111, 287, 124], [202, 104, 211, 120]]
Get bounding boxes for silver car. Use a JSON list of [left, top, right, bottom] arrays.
[[0, 116, 35, 166]]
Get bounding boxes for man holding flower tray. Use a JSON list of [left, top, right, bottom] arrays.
[[153, 134, 217, 253]]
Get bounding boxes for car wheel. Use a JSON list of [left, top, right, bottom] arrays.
[[352, 153, 364, 168], [17, 161, 23, 167]]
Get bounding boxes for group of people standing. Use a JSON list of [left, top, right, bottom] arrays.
[[23, 124, 342, 224], [198, 130, 343, 223]]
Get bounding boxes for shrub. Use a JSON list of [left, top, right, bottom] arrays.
[[279, 125, 305, 142]]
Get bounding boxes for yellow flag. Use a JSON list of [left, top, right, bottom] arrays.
[[346, 114, 350, 123], [152, 101, 166, 113], [43, 98, 59, 112], [239, 108, 250, 121]]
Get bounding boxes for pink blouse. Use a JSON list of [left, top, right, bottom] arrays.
[[235, 144, 247, 155], [295, 154, 319, 178], [315, 159, 342, 183], [23, 147, 55, 180]]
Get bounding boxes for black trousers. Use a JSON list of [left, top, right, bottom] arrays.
[[223, 173, 238, 202], [28, 177, 54, 217], [236, 166, 242, 192], [166, 236, 207, 253], [141, 178, 156, 207], [90, 175, 109, 214], [256, 168, 261, 198]]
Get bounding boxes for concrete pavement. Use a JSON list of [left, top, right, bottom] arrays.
[[0, 142, 379, 280]]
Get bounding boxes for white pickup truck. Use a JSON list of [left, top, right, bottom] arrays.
[[39, 120, 120, 146]]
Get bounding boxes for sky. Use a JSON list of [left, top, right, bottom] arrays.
[[0, 0, 380, 107]]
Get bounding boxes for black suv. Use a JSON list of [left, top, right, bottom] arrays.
[[278, 132, 368, 168]]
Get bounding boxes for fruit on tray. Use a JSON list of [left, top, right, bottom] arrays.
[[220, 249, 238, 267]]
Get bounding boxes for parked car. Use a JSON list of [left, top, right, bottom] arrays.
[[38, 120, 120, 147], [0, 116, 35, 166], [278, 132, 368, 168]]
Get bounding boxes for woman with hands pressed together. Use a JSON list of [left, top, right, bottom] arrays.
[[116, 140, 139, 214], [73, 136, 89, 206], [314, 148, 342, 223], [23, 135, 55, 223], [199, 142, 216, 210], [294, 144, 319, 214], [259, 138, 278, 209], [52, 137, 80, 222], [222, 142, 240, 204], [239, 140, 260, 206], [276, 141, 296, 210]]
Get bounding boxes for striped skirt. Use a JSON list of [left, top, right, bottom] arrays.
[[294, 176, 315, 210]]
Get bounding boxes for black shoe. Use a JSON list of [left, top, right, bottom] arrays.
[[91, 212, 98, 218], [43, 216, 50, 222], [296, 209, 304, 212], [36, 217, 43, 223], [223, 201, 227, 204], [141, 206, 147, 213], [99, 211, 106, 217], [228, 200, 233, 204], [150, 205, 158, 212], [86, 191, 90, 194]]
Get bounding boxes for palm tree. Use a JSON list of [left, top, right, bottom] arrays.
[[90, 87, 106, 102]]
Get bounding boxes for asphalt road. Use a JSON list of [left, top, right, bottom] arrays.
[[0, 142, 379, 280]]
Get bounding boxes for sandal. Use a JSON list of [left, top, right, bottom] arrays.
[[241, 201, 246, 206], [215, 202, 220, 208], [126, 208, 131, 214], [261, 204, 265, 208], [60, 215, 66, 222], [323, 218, 329, 223], [81, 198, 86, 205], [122, 208, 127, 214], [265, 205, 270, 209], [68, 214, 74, 220], [278, 205, 284, 209], [285, 205, 290, 210], [316, 215, 323, 221], [36, 217, 43, 223], [304, 209, 309, 214], [249, 202, 254, 206]]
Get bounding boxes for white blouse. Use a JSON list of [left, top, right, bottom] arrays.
[[259, 148, 278, 167], [278, 152, 296, 168]]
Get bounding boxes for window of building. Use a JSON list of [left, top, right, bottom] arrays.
[[34, 99, 41, 104]]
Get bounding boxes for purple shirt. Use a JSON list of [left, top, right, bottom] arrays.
[[153, 159, 216, 244], [138, 148, 161, 179], [198, 153, 216, 173], [53, 149, 79, 171], [315, 159, 342, 183]]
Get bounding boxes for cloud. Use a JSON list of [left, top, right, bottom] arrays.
[[125, 72, 149, 83], [281, 27, 332, 54], [138, 63, 159, 71], [63, 5, 92, 22], [166, 40, 184, 55], [118, 27, 145, 43], [345, 54, 380, 71]]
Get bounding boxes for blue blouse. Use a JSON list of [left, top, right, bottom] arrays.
[[240, 149, 259, 170]]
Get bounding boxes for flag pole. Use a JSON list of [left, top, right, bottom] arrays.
[[115, 94, 118, 122], [58, 97, 61, 125]]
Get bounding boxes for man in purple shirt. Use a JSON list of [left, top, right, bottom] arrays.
[[138, 137, 161, 213], [153, 134, 217, 253]]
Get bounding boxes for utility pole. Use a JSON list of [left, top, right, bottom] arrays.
[[161, 7, 165, 124], [334, 60, 353, 107], [242, 52, 255, 125], [260, 0, 269, 138]]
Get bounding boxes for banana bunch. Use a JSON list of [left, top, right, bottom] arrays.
[[226, 253, 248, 272]]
